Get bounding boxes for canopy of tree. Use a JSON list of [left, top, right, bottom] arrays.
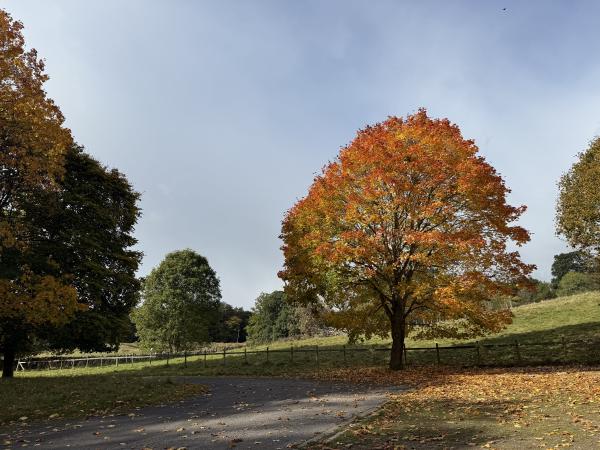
[[246, 290, 322, 344], [209, 302, 251, 343], [0, 10, 79, 378], [33, 146, 142, 353], [556, 271, 600, 297], [556, 137, 600, 254], [551, 251, 594, 287], [1, 145, 142, 377], [279, 110, 533, 369], [0, 10, 141, 377], [132, 250, 221, 355]]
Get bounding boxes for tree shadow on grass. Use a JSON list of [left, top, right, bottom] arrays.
[[326, 395, 573, 450], [406, 322, 600, 368]]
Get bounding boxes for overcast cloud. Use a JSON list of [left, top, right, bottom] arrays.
[[4, 0, 600, 308]]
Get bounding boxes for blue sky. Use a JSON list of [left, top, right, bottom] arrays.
[[4, 1, 600, 308]]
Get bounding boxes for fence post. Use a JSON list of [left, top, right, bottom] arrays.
[[86, 357, 89, 368], [244, 347, 247, 364], [514, 340, 521, 364], [203, 350, 207, 368], [116, 357, 118, 367], [266, 347, 269, 363], [436, 343, 440, 365], [223, 349, 226, 366], [100, 357, 103, 367], [316, 345, 320, 369], [343, 345, 347, 365], [476, 341, 481, 366], [403, 344, 407, 367], [291, 345, 294, 363]]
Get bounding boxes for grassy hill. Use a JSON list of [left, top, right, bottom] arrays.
[[249, 290, 600, 349], [484, 291, 600, 343]]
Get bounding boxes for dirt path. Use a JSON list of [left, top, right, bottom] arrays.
[[2, 376, 398, 449]]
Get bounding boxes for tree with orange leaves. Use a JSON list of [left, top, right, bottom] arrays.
[[0, 9, 79, 377], [279, 110, 533, 370]]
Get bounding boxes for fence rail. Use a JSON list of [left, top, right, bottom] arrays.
[[15, 337, 600, 372]]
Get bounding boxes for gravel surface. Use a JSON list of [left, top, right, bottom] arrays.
[[2, 376, 399, 449]]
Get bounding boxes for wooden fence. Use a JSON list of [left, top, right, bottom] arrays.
[[15, 336, 600, 372]]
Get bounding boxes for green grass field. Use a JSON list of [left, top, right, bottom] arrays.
[[3, 291, 600, 428], [0, 374, 206, 428]]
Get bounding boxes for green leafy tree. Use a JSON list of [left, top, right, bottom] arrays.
[[209, 303, 251, 343], [556, 137, 600, 253], [1, 146, 141, 377], [246, 291, 300, 344], [225, 316, 243, 343], [551, 251, 594, 287], [556, 271, 600, 297], [36, 146, 142, 352], [132, 250, 221, 356]]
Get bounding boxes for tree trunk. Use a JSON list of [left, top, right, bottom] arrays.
[[389, 310, 405, 370], [2, 347, 15, 378]]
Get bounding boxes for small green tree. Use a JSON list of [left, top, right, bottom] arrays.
[[246, 291, 299, 344], [209, 302, 251, 343], [246, 291, 324, 344], [551, 251, 594, 287], [132, 250, 221, 357], [556, 271, 600, 297], [225, 316, 243, 343]]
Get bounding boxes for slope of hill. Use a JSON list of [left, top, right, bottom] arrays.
[[249, 291, 600, 351], [484, 290, 600, 344]]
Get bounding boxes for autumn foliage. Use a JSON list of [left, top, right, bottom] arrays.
[[0, 10, 82, 376], [279, 110, 533, 369]]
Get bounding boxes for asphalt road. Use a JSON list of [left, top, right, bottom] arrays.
[[2, 377, 398, 449]]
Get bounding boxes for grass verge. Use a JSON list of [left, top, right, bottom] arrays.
[[0, 374, 207, 427]]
